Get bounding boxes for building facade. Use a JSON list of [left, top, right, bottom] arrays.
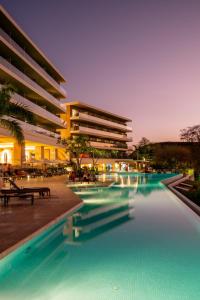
[[0, 6, 67, 166], [61, 101, 133, 171]]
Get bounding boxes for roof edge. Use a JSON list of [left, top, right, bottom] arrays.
[[62, 100, 132, 122], [0, 5, 66, 83]]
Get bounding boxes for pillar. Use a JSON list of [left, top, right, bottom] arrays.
[[13, 142, 25, 166], [35, 146, 44, 160], [55, 148, 58, 160], [44, 148, 50, 160]]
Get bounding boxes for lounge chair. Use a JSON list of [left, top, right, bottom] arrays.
[[8, 179, 50, 198], [0, 192, 34, 206], [0, 192, 7, 206]]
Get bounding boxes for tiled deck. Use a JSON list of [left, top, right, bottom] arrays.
[[0, 176, 82, 259]]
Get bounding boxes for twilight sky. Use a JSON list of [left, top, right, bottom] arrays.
[[1, 0, 200, 143]]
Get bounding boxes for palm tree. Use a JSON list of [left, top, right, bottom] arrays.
[[0, 85, 36, 144]]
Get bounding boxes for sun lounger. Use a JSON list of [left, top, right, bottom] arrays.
[[0, 192, 34, 206], [8, 179, 50, 197], [0, 193, 7, 207]]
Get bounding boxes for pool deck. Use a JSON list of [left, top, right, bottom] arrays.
[[0, 175, 83, 259]]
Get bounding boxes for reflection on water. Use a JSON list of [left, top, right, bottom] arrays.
[[66, 173, 174, 244], [97, 173, 170, 196], [63, 199, 134, 244], [3, 172, 199, 300]]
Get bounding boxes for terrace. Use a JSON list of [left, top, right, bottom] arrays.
[[0, 176, 82, 259]]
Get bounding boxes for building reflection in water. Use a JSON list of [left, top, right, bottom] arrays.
[[64, 173, 167, 245], [63, 197, 134, 245]]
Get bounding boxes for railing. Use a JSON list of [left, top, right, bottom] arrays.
[[71, 126, 132, 142], [19, 120, 60, 139], [90, 141, 128, 151], [11, 93, 66, 128], [71, 112, 132, 132], [0, 28, 66, 97], [3, 116, 60, 139], [0, 57, 65, 113]]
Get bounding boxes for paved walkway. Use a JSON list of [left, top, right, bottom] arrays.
[[0, 176, 82, 259]]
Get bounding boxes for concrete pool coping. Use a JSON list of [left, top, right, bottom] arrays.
[[162, 175, 200, 217], [0, 177, 114, 260], [0, 176, 83, 260], [0, 202, 83, 260], [2, 173, 199, 260]]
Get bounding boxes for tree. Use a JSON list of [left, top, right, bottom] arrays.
[[180, 125, 200, 142], [61, 135, 90, 170], [0, 85, 35, 144], [180, 125, 200, 180], [133, 137, 152, 160], [138, 137, 150, 148], [87, 147, 107, 168], [152, 144, 191, 170]]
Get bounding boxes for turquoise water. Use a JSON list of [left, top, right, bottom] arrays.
[[0, 173, 200, 300]]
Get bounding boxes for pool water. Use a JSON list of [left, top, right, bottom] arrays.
[[0, 173, 200, 300]]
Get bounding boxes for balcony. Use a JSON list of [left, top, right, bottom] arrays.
[[0, 57, 65, 113], [1, 116, 61, 146], [0, 28, 66, 98], [90, 141, 128, 151], [71, 126, 132, 142], [71, 112, 132, 132], [11, 93, 66, 129]]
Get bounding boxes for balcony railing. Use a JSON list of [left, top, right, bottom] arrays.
[[19, 120, 60, 139], [71, 126, 132, 142], [3, 116, 60, 140], [0, 28, 66, 97], [0, 57, 65, 113], [71, 112, 132, 132], [11, 93, 66, 128], [90, 141, 128, 151]]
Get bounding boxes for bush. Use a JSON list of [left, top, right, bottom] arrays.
[[185, 184, 200, 206]]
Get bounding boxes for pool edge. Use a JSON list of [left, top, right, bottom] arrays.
[[0, 201, 83, 260], [162, 175, 200, 217]]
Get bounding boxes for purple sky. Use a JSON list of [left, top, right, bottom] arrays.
[[2, 0, 200, 143]]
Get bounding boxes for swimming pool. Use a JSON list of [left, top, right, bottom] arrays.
[[0, 173, 200, 300]]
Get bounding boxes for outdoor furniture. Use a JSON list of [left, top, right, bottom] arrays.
[[8, 179, 51, 198], [0, 193, 7, 207], [0, 192, 34, 207]]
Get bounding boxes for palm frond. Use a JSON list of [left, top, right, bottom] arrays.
[[0, 85, 16, 116], [8, 102, 36, 125], [0, 118, 24, 144]]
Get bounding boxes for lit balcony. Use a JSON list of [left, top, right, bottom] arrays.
[[11, 93, 66, 129], [71, 126, 132, 142], [90, 141, 128, 151], [1, 117, 62, 147], [71, 112, 132, 132], [0, 56, 65, 113], [0, 28, 66, 98]]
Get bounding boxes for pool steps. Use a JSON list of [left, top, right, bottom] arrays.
[[163, 175, 200, 217]]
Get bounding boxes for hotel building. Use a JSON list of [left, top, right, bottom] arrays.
[[61, 101, 133, 171], [0, 6, 67, 166]]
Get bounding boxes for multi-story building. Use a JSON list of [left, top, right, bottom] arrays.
[[0, 6, 67, 166], [61, 101, 133, 171]]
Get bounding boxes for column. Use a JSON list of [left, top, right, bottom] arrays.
[[35, 146, 44, 160], [13, 142, 25, 166]]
